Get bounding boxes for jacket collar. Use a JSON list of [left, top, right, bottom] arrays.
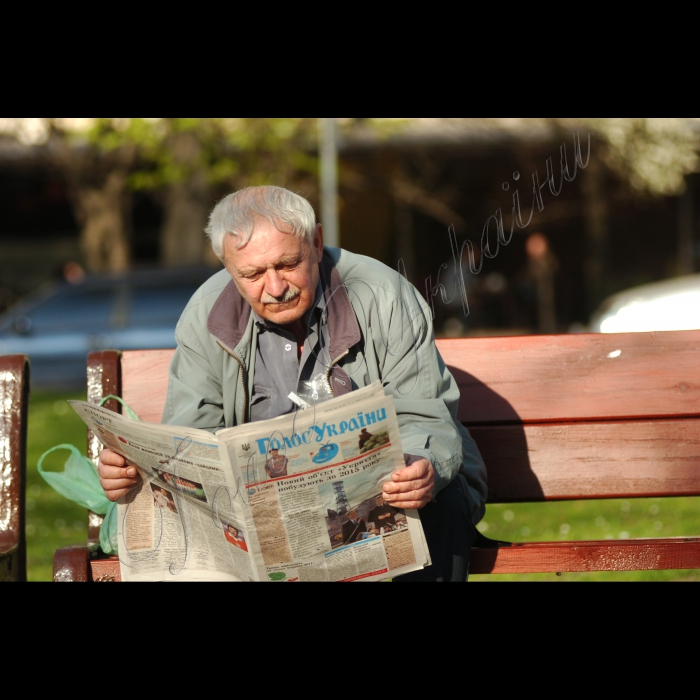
[[207, 247, 361, 358], [206, 276, 252, 352]]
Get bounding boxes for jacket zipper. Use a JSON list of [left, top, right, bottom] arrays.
[[217, 340, 249, 424], [326, 349, 349, 396]]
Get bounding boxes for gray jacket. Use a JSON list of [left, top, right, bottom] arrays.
[[162, 246, 487, 524]]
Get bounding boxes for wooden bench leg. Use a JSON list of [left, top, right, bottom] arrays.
[[53, 546, 90, 582]]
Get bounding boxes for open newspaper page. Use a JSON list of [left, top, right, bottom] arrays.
[[69, 381, 430, 582], [217, 381, 431, 582], [70, 401, 261, 582]]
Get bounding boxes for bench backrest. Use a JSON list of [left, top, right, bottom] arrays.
[[0, 354, 29, 582], [439, 331, 700, 502], [87, 330, 700, 506]]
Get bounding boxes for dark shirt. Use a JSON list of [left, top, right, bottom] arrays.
[[265, 454, 289, 478], [250, 280, 332, 422], [368, 503, 398, 530], [341, 517, 367, 544]]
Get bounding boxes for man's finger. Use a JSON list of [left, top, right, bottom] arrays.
[[98, 464, 138, 479], [383, 489, 433, 509], [386, 498, 431, 510], [99, 449, 126, 467], [100, 476, 140, 491], [383, 483, 432, 502], [384, 477, 428, 494], [104, 487, 134, 503], [392, 461, 429, 482]]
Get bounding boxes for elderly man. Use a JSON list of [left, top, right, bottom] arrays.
[[368, 494, 399, 532], [264, 447, 288, 479], [98, 185, 487, 581], [341, 509, 367, 545]]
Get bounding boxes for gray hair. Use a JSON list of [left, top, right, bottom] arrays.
[[205, 186, 317, 259]]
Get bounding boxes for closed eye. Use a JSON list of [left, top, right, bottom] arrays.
[[238, 256, 303, 279]]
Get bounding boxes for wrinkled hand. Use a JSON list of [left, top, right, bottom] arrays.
[[97, 448, 142, 502], [382, 454, 435, 509]]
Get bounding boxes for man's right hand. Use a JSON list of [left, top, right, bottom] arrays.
[[97, 449, 142, 502]]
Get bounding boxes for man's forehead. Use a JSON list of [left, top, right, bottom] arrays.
[[245, 214, 294, 241], [226, 225, 307, 268]]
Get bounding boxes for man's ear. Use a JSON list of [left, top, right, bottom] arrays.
[[313, 223, 324, 260]]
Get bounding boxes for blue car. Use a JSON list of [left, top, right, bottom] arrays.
[[0, 266, 220, 389]]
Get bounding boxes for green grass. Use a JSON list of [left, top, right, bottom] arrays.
[[24, 392, 700, 582], [470, 499, 700, 582], [26, 390, 90, 581]]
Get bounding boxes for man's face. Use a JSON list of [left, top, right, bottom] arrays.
[[376, 496, 384, 506], [223, 217, 324, 326]]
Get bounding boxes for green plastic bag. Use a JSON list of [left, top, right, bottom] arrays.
[[37, 395, 141, 556], [37, 444, 118, 554]]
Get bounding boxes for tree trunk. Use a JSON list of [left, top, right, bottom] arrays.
[[77, 170, 131, 273], [48, 130, 135, 274], [160, 181, 210, 265], [159, 131, 212, 266]]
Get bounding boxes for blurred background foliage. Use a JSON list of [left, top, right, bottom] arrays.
[[0, 117, 320, 273], [2, 116, 700, 317], [2, 117, 700, 580]]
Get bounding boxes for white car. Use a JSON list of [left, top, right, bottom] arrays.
[[589, 273, 700, 333]]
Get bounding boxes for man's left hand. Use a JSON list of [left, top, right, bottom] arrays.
[[382, 454, 435, 509]]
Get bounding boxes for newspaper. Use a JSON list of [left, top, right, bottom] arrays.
[[69, 381, 431, 582]]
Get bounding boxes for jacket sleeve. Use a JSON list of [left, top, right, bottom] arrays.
[[370, 277, 487, 520], [161, 318, 227, 433]]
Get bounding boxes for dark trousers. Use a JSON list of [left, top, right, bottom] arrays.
[[393, 475, 477, 582]]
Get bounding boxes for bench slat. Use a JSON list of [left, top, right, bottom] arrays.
[[470, 537, 700, 574], [472, 418, 700, 501], [121, 332, 700, 427], [86, 538, 700, 579], [122, 349, 172, 423], [437, 331, 700, 424]]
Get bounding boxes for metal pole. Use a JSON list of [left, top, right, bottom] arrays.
[[319, 117, 339, 248]]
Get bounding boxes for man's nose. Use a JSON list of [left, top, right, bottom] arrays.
[[264, 269, 287, 298]]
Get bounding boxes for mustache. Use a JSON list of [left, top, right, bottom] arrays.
[[261, 286, 301, 304]]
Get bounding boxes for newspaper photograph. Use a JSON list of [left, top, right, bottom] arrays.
[[70, 381, 430, 582]]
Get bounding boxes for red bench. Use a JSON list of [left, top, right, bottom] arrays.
[[0, 354, 29, 582], [54, 330, 700, 580]]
